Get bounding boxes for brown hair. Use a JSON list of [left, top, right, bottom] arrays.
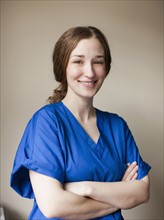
[[48, 26, 112, 103]]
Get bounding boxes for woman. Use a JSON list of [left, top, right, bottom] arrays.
[[10, 26, 151, 219]]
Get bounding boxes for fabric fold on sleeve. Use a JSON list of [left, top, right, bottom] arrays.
[[122, 118, 151, 180], [10, 107, 65, 199]]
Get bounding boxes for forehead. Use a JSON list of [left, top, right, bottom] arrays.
[[70, 37, 104, 56]]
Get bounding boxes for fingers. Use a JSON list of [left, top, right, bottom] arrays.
[[122, 161, 138, 181], [131, 172, 138, 180]]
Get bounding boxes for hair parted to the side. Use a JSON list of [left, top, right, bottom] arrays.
[[48, 26, 112, 103]]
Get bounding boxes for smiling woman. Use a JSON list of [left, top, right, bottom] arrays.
[[49, 26, 111, 103], [65, 37, 106, 99], [10, 26, 151, 220]]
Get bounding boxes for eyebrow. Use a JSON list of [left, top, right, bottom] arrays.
[[71, 55, 84, 58], [71, 55, 105, 58]]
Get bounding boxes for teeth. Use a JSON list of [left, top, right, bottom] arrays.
[[80, 81, 95, 85]]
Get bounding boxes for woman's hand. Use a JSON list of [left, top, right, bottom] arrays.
[[122, 161, 139, 181]]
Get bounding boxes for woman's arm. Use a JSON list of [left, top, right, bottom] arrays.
[[84, 175, 150, 209], [29, 170, 118, 219], [65, 162, 150, 210]]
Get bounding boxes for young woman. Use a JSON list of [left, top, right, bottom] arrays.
[[10, 26, 151, 220]]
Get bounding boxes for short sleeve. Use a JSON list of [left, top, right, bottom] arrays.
[[10, 108, 65, 199], [122, 118, 151, 180]]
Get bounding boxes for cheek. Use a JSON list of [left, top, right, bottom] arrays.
[[94, 65, 106, 76], [97, 69, 106, 79], [66, 66, 74, 80], [66, 66, 82, 79]]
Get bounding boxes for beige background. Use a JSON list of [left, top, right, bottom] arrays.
[[1, 0, 163, 219]]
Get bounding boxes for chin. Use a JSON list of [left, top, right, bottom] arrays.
[[78, 91, 98, 99]]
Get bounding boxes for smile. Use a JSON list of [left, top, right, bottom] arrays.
[[78, 81, 97, 85], [78, 80, 97, 88]]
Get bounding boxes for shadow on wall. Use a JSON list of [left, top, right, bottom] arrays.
[[150, 172, 163, 217], [3, 206, 25, 220]]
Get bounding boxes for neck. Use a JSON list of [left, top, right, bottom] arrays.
[[62, 96, 95, 122]]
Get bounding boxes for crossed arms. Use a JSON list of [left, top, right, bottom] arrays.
[[29, 162, 150, 219]]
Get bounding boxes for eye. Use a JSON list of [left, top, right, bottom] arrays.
[[94, 60, 104, 65], [73, 60, 83, 64]]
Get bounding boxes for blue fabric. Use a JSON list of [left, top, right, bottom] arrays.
[[10, 102, 151, 219]]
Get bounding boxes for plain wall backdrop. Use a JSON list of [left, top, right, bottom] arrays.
[[1, 0, 163, 219]]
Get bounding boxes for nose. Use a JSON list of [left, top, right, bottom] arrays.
[[83, 62, 95, 78]]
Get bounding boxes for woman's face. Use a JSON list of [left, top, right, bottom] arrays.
[[66, 37, 106, 100]]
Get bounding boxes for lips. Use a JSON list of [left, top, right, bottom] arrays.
[[80, 81, 95, 85], [78, 80, 97, 84], [78, 80, 97, 88]]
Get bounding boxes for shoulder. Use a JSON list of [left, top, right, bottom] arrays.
[[97, 108, 127, 126], [35, 102, 62, 113], [97, 108, 131, 137], [32, 102, 62, 118], [28, 102, 63, 128]]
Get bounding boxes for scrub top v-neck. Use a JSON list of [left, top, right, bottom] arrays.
[[62, 103, 104, 160], [10, 102, 151, 220]]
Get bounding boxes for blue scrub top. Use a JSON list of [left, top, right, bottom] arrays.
[[10, 102, 151, 219]]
